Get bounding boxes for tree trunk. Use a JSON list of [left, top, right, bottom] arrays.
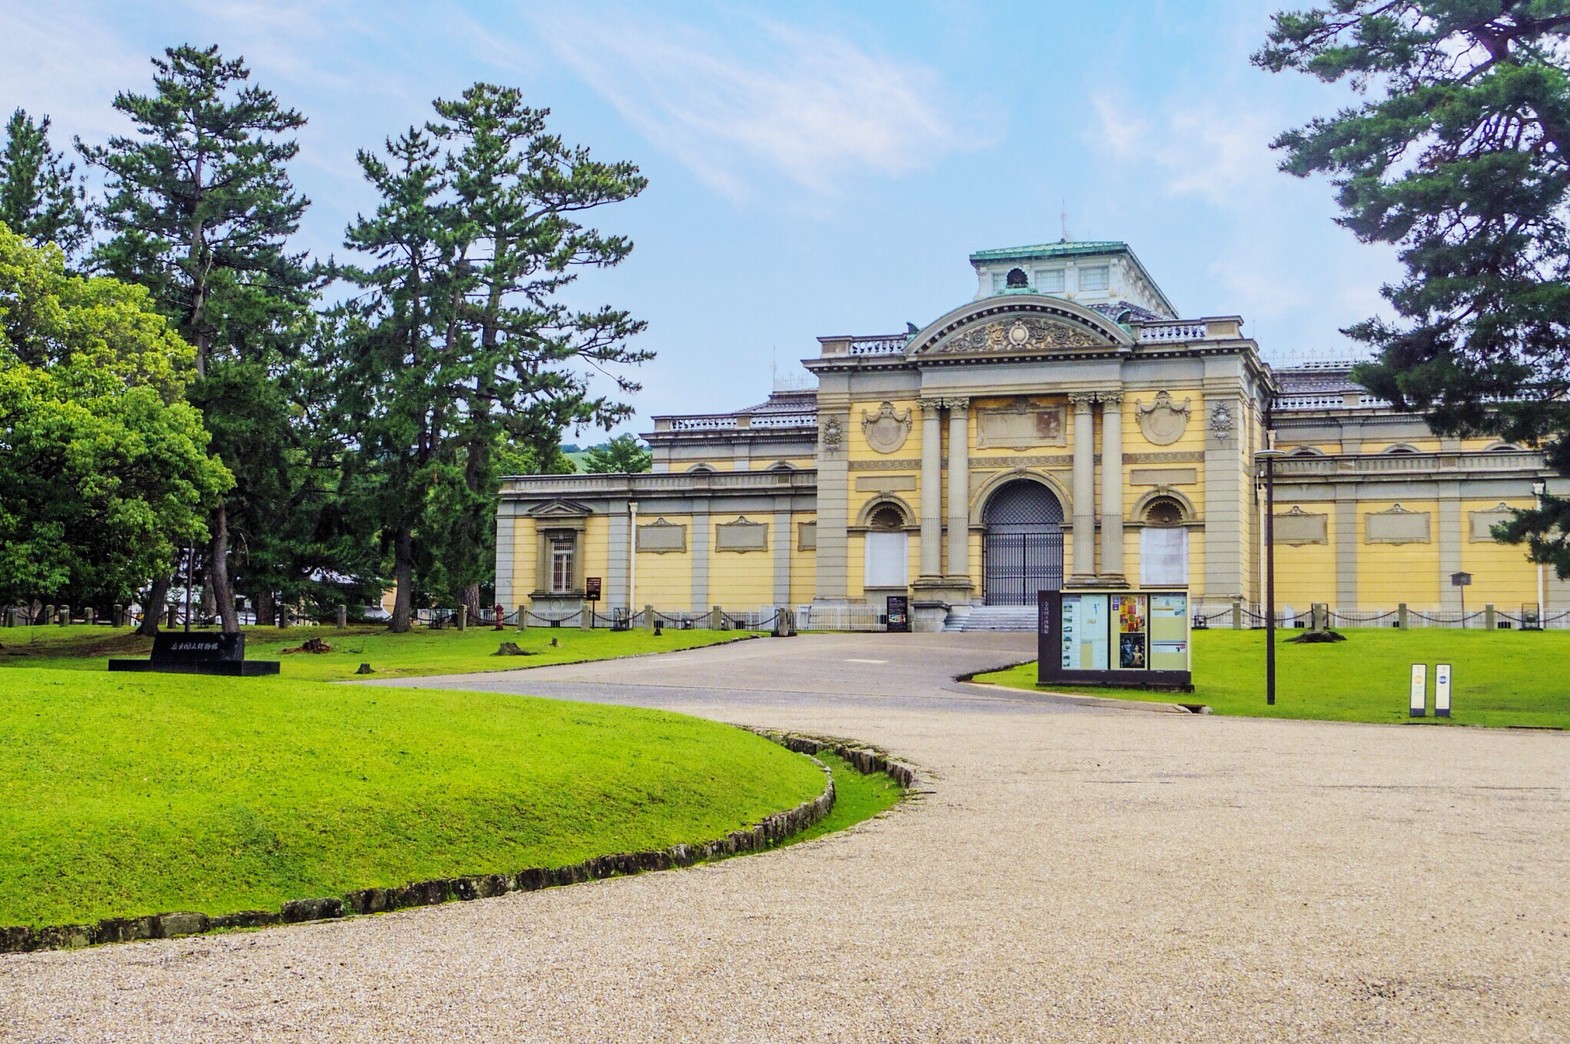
[[390, 526, 415, 633], [254, 587, 275, 631], [458, 582, 482, 621], [136, 572, 173, 636], [210, 502, 240, 631]]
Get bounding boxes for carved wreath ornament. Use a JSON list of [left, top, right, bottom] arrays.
[[860, 401, 911, 454]]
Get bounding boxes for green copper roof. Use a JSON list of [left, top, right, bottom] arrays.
[[968, 240, 1127, 263]]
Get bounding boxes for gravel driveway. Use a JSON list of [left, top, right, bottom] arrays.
[[3, 632, 1567, 1042]]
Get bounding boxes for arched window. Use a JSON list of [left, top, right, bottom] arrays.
[[687, 463, 716, 474], [1140, 496, 1188, 586], [1005, 267, 1029, 289], [864, 503, 909, 588], [1382, 444, 1419, 455]]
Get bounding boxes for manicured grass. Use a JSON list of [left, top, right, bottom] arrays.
[[787, 751, 906, 845], [0, 667, 825, 927], [0, 623, 759, 680], [972, 628, 1570, 728]]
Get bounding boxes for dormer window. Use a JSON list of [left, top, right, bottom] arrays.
[[1005, 267, 1029, 289], [1080, 265, 1110, 291], [1034, 268, 1065, 293]]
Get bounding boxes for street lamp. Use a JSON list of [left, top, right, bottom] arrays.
[[1533, 477, 1548, 620], [1256, 450, 1286, 706]]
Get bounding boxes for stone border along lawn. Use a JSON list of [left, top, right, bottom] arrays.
[[0, 735, 913, 955]]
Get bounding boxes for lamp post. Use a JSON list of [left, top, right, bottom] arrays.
[[1533, 477, 1548, 619], [1257, 450, 1286, 706]]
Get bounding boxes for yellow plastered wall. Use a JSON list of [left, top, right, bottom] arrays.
[[847, 398, 922, 461], [581, 516, 611, 586], [635, 516, 694, 611], [789, 514, 817, 605], [1461, 498, 1540, 608], [1356, 499, 1441, 608], [707, 521, 777, 610], [1273, 501, 1337, 607], [752, 458, 815, 470], [511, 518, 537, 598]]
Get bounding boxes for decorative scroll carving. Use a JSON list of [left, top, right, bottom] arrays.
[[715, 516, 769, 552], [860, 401, 912, 454], [1123, 451, 1204, 464], [1469, 502, 1519, 542], [1210, 403, 1234, 439], [1135, 390, 1191, 446], [937, 317, 1101, 354], [1275, 506, 1328, 546], [969, 454, 1074, 470], [849, 458, 922, 472], [1068, 392, 1097, 407], [1365, 504, 1430, 544], [975, 399, 1065, 449], [635, 518, 687, 554], [939, 396, 970, 410]]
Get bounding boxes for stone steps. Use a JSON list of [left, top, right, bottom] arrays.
[[944, 606, 1039, 632]]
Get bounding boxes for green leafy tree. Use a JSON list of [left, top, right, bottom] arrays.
[[0, 226, 231, 607], [0, 109, 90, 258], [1256, 1, 1570, 575], [81, 44, 316, 632], [334, 86, 648, 631], [583, 433, 651, 473]]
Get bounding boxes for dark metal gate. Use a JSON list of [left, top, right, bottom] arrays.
[[983, 480, 1065, 606]]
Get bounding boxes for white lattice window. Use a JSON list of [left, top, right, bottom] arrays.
[[1080, 265, 1109, 291], [1034, 268, 1065, 293]]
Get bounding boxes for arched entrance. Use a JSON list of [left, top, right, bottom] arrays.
[[982, 479, 1065, 605]]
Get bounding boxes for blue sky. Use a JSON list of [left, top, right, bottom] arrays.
[[2, 0, 1399, 440]]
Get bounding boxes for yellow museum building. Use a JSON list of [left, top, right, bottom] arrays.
[[495, 241, 1563, 631]]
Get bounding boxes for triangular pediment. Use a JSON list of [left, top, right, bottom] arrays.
[[528, 498, 594, 518], [908, 296, 1132, 359]]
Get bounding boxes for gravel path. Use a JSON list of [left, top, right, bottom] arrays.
[[3, 633, 1568, 1041]]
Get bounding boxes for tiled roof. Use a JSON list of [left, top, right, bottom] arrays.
[[1088, 301, 1166, 324]]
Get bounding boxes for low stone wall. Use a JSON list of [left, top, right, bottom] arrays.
[[0, 732, 912, 955]]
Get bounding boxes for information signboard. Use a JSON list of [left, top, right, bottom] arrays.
[[1039, 588, 1191, 690]]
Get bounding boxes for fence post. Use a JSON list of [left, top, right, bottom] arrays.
[[1484, 603, 1496, 630], [710, 604, 724, 630], [456, 605, 467, 631], [166, 605, 177, 628], [58, 604, 70, 625], [1397, 603, 1408, 628], [517, 603, 527, 631], [1231, 597, 1242, 630], [644, 604, 655, 631], [336, 604, 348, 628], [581, 604, 593, 630]]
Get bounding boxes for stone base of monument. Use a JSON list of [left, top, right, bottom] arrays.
[[108, 632, 280, 676]]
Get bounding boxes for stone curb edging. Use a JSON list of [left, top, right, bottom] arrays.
[[1, 730, 875, 956], [744, 729, 919, 790]]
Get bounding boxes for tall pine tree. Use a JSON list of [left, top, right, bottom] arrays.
[[82, 45, 316, 632], [1256, 2, 1570, 575], [0, 108, 90, 259]]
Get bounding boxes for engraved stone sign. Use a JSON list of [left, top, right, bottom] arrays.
[[1365, 504, 1430, 544], [715, 516, 768, 552], [1274, 506, 1327, 546], [636, 517, 687, 553]]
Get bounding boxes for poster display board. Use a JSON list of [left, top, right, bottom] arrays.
[[1038, 588, 1191, 690]]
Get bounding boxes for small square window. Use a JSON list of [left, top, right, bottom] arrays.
[[1080, 265, 1110, 292], [991, 272, 1005, 292], [1034, 268, 1065, 293]]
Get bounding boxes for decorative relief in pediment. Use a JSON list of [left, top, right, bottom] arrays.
[[860, 401, 911, 454], [1135, 391, 1191, 447], [935, 316, 1102, 355]]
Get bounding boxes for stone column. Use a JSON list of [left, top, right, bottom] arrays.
[[1069, 393, 1097, 580], [1099, 391, 1126, 581], [919, 398, 943, 578], [945, 397, 971, 582]]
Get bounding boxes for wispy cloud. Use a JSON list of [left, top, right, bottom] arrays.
[[1091, 93, 1283, 206], [528, 6, 981, 198]]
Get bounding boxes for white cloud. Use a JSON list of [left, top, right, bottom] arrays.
[[1091, 93, 1283, 206], [527, 6, 980, 198]]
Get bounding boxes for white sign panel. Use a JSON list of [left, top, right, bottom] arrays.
[[1435, 663, 1452, 718], [1409, 664, 1427, 717]]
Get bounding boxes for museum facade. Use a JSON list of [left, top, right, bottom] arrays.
[[495, 241, 1563, 630]]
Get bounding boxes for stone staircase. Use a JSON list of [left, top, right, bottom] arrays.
[[944, 605, 1039, 632]]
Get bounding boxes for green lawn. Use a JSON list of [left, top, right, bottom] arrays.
[[788, 751, 905, 845], [0, 666, 828, 927], [0, 623, 759, 680], [972, 628, 1570, 728]]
